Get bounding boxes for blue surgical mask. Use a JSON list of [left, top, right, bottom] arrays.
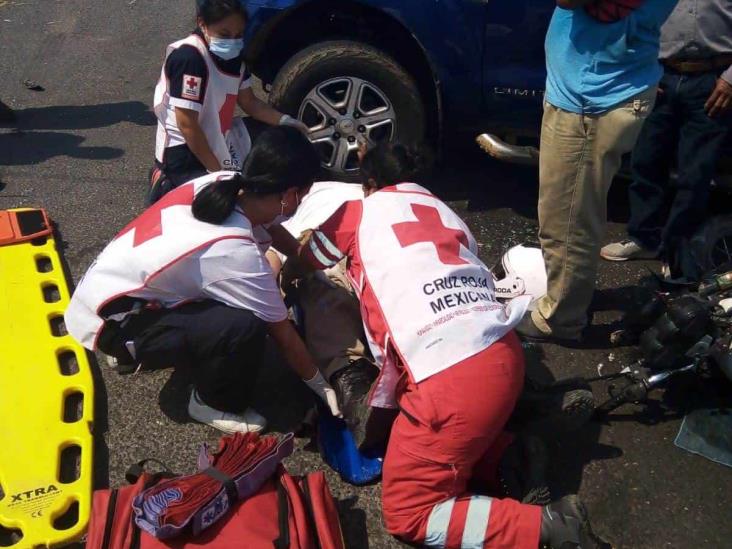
[[207, 35, 244, 60]]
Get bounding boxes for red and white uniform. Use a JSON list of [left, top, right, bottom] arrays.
[[66, 172, 286, 350], [153, 34, 252, 170], [303, 183, 541, 549], [303, 183, 530, 408]]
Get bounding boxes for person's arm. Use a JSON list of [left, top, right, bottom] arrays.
[[174, 107, 222, 172], [200, 240, 341, 416], [238, 87, 309, 132], [164, 47, 222, 171], [705, 69, 732, 118], [237, 87, 286, 125], [267, 319, 342, 417], [268, 223, 301, 258]]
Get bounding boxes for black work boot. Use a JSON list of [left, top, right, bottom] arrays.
[[512, 378, 595, 436], [329, 358, 379, 448], [540, 495, 610, 548], [498, 435, 551, 505]]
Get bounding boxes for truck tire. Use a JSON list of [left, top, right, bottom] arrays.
[[270, 40, 425, 181]]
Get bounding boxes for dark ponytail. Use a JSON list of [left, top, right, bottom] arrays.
[[191, 174, 245, 224], [192, 126, 320, 224], [360, 142, 427, 189], [196, 0, 248, 26]]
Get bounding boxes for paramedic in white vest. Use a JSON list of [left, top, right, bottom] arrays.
[[298, 144, 605, 549], [150, 0, 308, 203], [65, 127, 340, 434]]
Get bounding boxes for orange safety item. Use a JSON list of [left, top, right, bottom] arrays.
[[0, 208, 52, 246]]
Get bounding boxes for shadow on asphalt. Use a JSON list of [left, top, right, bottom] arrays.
[[0, 101, 155, 166], [430, 142, 645, 227], [7, 101, 155, 131], [338, 496, 370, 549]]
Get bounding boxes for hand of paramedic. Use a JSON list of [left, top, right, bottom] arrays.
[[267, 319, 343, 417]]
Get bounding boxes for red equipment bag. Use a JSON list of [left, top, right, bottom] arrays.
[[86, 463, 345, 549]]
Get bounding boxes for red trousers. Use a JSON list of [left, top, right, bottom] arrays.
[[381, 332, 542, 549]]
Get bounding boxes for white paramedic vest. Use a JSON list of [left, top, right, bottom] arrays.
[[154, 34, 251, 170], [65, 172, 255, 350], [357, 184, 530, 384]]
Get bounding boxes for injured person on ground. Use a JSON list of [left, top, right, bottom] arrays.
[[264, 179, 389, 449], [283, 142, 609, 548]]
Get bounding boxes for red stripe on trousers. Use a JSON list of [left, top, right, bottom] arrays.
[[445, 496, 472, 548]]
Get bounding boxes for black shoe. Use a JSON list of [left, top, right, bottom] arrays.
[[329, 359, 379, 448], [147, 166, 173, 205], [498, 435, 551, 505], [515, 314, 582, 345], [540, 495, 611, 549], [514, 379, 595, 435]]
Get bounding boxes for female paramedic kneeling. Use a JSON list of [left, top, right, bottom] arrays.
[[65, 127, 341, 434], [298, 144, 606, 549], [150, 0, 308, 203]]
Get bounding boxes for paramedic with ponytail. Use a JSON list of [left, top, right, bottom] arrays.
[[298, 143, 606, 548], [65, 127, 340, 434], [150, 0, 308, 203]]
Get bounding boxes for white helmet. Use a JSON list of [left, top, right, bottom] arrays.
[[492, 245, 547, 310]]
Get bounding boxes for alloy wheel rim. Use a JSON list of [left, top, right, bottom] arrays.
[[297, 76, 396, 173]]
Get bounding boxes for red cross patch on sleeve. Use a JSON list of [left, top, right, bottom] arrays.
[[181, 74, 203, 101]]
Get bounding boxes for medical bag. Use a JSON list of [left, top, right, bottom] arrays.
[[86, 461, 345, 549]]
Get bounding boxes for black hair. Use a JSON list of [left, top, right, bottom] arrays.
[[192, 126, 321, 224], [196, 0, 248, 26], [360, 142, 426, 189]]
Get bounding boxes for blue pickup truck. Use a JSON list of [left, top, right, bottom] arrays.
[[240, 0, 732, 274], [241, 0, 553, 178]]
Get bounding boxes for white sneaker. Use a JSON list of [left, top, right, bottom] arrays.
[[600, 240, 656, 261], [103, 354, 141, 375], [187, 391, 267, 434]]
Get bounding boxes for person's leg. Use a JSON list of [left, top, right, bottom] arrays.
[[532, 101, 597, 339], [381, 334, 543, 548], [533, 89, 655, 338], [134, 301, 267, 413], [149, 144, 208, 204], [663, 71, 731, 277], [625, 72, 681, 252], [294, 260, 379, 445]]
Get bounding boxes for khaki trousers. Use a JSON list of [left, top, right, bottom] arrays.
[[293, 260, 371, 379], [533, 89, 656, 338]]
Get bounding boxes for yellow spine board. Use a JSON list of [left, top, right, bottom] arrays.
[[0, 210, 93, 548]]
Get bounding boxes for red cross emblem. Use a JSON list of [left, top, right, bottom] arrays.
[[116, 184, 195, 247], [219, 94, 238, 135], [186, 76, 198, 89], [392, 204, 469, 265]]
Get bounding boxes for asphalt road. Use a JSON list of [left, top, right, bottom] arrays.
[[1, 1, 731, 547]]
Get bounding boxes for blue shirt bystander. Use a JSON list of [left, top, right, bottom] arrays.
[[545, 3, 678, 114]]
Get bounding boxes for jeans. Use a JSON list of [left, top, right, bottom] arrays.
[[627, 69, 731, 260], [533, 88, 656, 338]]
